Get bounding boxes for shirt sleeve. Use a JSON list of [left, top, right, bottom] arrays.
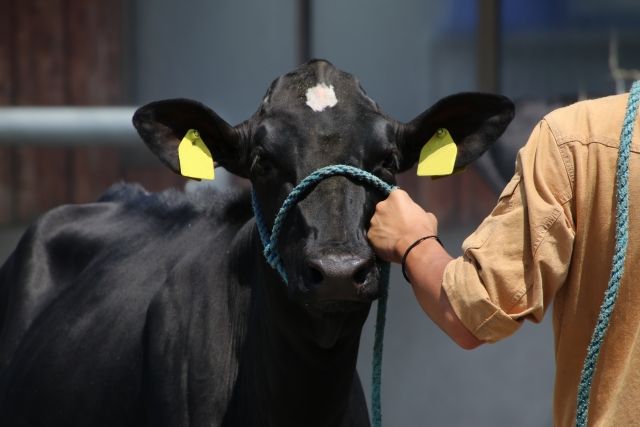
[[442, 119, 575, 342]]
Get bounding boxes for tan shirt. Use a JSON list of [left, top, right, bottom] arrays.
[[442, 92, 640, 426]]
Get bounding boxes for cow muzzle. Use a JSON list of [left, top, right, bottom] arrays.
[[301, 248, 379, 312], [251, 165, 394, 302]]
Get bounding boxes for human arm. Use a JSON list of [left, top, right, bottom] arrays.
[[367, 189, 484, 349], [370, 120, 576, 349]]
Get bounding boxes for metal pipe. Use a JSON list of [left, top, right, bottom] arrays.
[[297, 0, 312, 64], [0, 107, 139, 145], [476, 0, 501, 93]]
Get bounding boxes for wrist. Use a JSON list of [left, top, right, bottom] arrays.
[[393, 234, 429, 262], [400, 235, 444, 284]]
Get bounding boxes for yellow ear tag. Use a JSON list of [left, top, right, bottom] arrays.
[[417, 128, 458, 176], [178, 129, 215, 180]]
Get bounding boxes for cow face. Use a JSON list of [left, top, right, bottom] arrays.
[[133, 59, 513, 315]]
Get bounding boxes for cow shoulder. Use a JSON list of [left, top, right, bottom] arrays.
[[0, 183, 254, 425], [100, 183, 255, 422], [0, 198, 123, 369]]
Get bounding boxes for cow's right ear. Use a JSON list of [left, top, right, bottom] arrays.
[[132, 98, 250, 178], [396, 93, 514, 173]]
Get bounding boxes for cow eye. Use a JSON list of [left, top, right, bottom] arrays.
[[380, 153, 398, 173], [250, 150, 273, 177], [374, 152, 398, 182], [382, 154, 398, 173], [373, 152, 398, 182]]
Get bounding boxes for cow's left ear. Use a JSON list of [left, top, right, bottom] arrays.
[[132, 98, 250, 178], [396, 93, 514, 172]]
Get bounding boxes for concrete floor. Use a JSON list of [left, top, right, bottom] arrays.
[[0, 222, 554, 426]]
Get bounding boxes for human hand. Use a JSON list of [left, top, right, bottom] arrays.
[[367, 189, 439, 264]]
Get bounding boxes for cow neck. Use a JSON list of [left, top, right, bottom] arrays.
[[228, 220, 366, 425]]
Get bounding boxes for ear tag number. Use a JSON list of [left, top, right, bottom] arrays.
[[178, 129, 215, 180], [417, 128, 457, 176]]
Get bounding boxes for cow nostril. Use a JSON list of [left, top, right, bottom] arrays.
[[305, 255, 374, 288], [308, 265, 324, 285], [353, 265, 369, 285]]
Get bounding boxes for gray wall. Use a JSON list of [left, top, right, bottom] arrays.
[[134, 0, 475, 122], [134, 0, 297, 124], [312, 0, 452, 121]]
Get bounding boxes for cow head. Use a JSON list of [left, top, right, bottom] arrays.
[[133, 59, 513, 320]]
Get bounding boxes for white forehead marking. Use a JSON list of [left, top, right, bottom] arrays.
[[305, 83, 338, 112]]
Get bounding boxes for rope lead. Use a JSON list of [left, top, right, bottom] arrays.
[[251, 164, 395, 427]]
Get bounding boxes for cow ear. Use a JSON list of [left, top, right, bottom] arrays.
[[397, 93, 514, 173], [132, 98, 250, 178]]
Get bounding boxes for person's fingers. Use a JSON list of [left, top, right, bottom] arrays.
[[387, 188, 408, 203]]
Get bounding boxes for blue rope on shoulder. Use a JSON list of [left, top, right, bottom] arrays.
[[575, 80, 640, 426], [251, 164, 395, 427]]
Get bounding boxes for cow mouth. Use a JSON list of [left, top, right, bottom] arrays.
[[304, 301, 372, 349]]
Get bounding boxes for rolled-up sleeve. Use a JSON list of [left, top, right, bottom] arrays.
[[442, 120, 575, 342]]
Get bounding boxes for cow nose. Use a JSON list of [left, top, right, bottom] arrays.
[[305, 254, 375, 300]]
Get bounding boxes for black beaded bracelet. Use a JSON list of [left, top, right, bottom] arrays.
[[401, 235, 444, 284]]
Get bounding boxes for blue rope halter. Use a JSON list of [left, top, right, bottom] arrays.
[[250, 164, 395, 427], [575, 80, 640, 426]]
